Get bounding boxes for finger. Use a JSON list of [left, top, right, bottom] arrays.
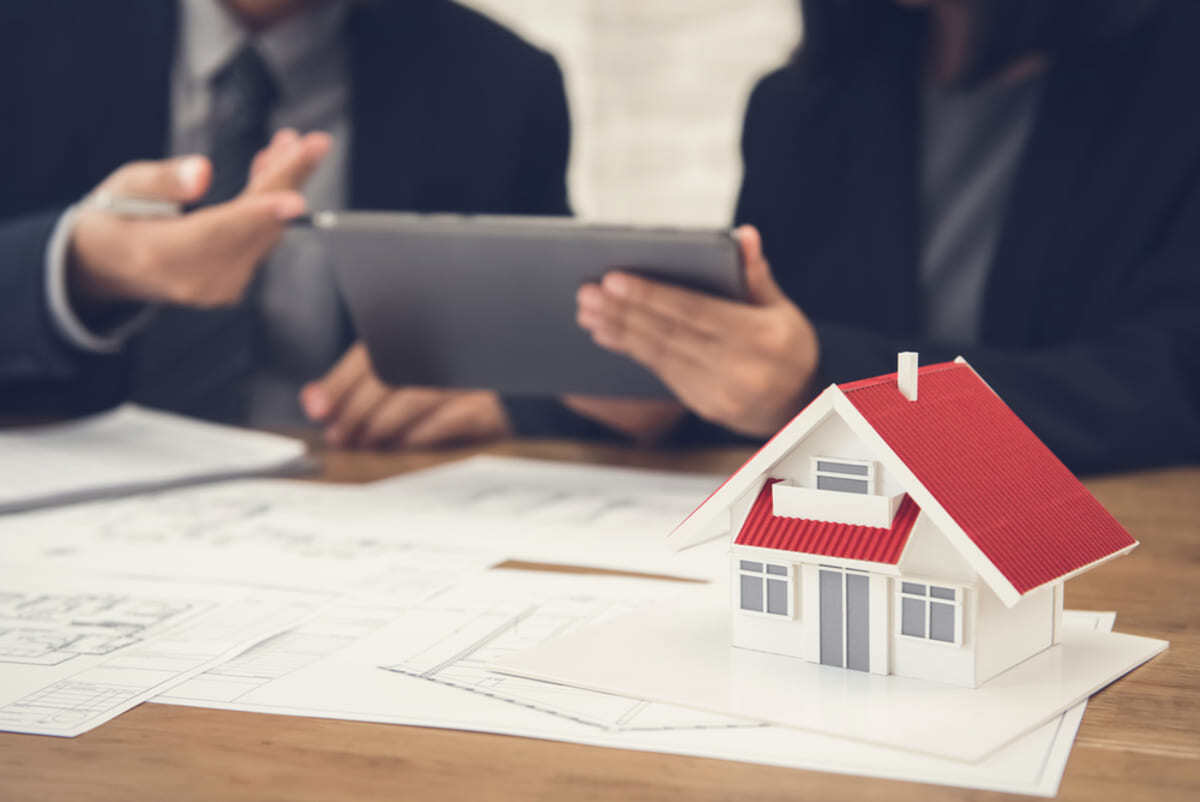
[[326, 372, 392, 447], [403, 393, 508, 449], [736, 225, 787, 305], [246, 131, 332, 195], [101, 156, 212, 203], [577, 291, 714, 368], [584, 302, 715, 400], [591, 323, 719, 416], [597, 271, 751, 334], [302, 343, 372, 422], [357, 388, 447, 448], [250, 128, 301, 181]]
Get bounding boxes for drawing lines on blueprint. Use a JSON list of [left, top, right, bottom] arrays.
[[0, 679, 144, 730], [0, 592, 199, 666], [385, 594, 758, 733], [426, 481, 699, 531], [159, 579, 455, 705]]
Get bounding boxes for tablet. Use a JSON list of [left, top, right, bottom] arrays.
[[312, 211, 745, 398]]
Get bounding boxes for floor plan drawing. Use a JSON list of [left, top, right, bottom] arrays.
[[0, 576, 327, 737], [160, 573, 455, 706], [0, 592, 199, 666]]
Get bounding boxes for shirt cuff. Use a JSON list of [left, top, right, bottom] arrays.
[[44, 204, 156, 353]]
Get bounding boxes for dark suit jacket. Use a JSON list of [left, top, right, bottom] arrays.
[[726, 1, 1200, 474], [0, 0, 571, 421]]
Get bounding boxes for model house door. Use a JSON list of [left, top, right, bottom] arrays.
[[819, 567, 870, 671]]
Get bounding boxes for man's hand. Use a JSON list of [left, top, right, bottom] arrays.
[[68, 129, 331, 309], [576, 225, 820, 438], [300, 342, 512, 449]]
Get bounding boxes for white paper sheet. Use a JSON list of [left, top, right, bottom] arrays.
[[0, 404, 309, 513], [0, 571, 328, 736], [363, 456, 726, 579], [2, 478, 508, 593], [161, 568, 1109, 796], [495, 581, 1167, 763]]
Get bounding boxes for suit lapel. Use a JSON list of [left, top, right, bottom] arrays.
[[345, 3, 434, 211]]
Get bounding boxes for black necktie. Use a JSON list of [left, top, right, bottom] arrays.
[[130, 45, 278, 421]]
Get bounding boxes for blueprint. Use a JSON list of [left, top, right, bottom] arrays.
[[367, 456, 727, 578], [160, 567, 1113, 797], [161, 570, 744, 733], [0, 571, 327, 737], [381, 577, 751, 731], [0, 591, 195, 667], [3, 477, 510, 593]]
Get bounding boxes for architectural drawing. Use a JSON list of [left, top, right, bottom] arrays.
[[0, 592, 198, 666], [385, 586, 754, 731], [0, 578, 325, 737], [160, 571, 454, 705]]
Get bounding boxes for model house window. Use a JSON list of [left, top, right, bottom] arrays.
[[899, 582, 962, 644], [738, 560, 790, 616], [813, 458, 874, 494]]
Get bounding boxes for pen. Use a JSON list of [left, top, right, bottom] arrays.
[[86, 191, 182, 219]]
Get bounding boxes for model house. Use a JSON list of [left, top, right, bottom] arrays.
[[671, 353, 1138, 687]]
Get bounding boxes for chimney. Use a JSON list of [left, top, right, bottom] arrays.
[[897, 352, 918, 401]]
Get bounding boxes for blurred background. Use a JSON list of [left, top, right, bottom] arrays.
[[460, 0, 801, 226]]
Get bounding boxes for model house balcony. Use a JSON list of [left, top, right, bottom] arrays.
[[771, 481, 905, 528]]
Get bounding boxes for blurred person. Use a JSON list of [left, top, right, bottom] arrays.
[[571, 0, 1200, 473], [0, 0, 570, 446]]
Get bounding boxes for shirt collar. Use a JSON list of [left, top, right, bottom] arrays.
[[179, 0, 347, 95]]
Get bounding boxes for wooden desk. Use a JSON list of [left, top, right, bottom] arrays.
[[1, 440, 1197, 801]]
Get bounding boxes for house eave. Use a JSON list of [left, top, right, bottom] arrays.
[[730, 542, 902, 575]]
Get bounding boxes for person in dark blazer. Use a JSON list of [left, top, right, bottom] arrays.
[[573, 0, 1200, 474], [0, 0, 570, 446]]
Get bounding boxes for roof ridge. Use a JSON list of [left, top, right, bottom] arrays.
[[838, 360, 964, 394]]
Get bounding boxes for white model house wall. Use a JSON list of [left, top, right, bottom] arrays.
[[897, 514, 977, 585], [770, 412, 906, 499], [890, 515, 980, 686], [974, 582, 1055, 685], [729, 551, 806, 659], [890, 587, 978, 686]]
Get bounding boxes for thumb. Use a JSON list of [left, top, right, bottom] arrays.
[[100, 156, 212, 203], [737, 225, 786, 305]]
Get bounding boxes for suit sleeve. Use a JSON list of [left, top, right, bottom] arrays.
[[0, 210, 125, 414]]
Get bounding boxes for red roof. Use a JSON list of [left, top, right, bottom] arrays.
[[735, 479, 920, 563], [840, 361, 1136, 594]]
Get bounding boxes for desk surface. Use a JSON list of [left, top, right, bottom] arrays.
[[1, 439, 1197, 801]]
